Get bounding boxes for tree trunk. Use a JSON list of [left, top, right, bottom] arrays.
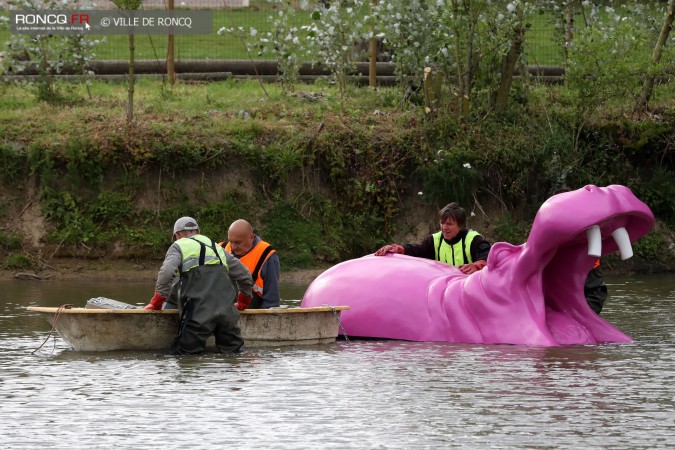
[[450, 0, 465, 113], [492, 12, 526, 114], [463, 22, 475, 116], [564, 1, 576, 60], [36, 36, 56, 102], [423, 66, 443, 113], [636, 0, 675, 110], [369, 0, 378, 88], [127, 33, 135, 124], [167, 0, 175, 86]]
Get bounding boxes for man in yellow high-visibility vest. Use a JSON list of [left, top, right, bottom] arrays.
[[375, 202, 491, 274]]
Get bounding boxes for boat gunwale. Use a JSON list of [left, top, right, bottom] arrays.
[[26, 305, 349, 315]]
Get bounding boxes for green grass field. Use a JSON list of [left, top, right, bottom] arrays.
[[0, 7, 593, 66]]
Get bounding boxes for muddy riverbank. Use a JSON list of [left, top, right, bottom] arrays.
[[1, 258, 330, 284]]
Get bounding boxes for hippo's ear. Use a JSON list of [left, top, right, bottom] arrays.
[[486, 242, 522, 272]]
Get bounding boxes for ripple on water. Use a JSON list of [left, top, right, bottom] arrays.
[[1, 278, 674, 448]]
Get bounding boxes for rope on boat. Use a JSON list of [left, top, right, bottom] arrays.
[[32, 304, 74, 354], [323, 304, 350, 344]]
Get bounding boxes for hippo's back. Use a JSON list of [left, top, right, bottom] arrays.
[[301, 254, 452, 340]]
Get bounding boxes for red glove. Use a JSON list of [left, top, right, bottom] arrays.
[[459, 260, 487, 274], [236, 292, 252, 311], [374, 244, 406, 256], [144, 291, 167, 310]]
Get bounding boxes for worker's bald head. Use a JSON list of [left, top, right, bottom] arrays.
[[229, 219, 253, 235], [228, 219, 255, 256]]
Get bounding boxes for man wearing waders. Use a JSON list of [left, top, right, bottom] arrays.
[[144, 216, 254, 354]]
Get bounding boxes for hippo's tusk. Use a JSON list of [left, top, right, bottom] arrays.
[[586, 225, 602, 257], [612, 227, 633, 260]]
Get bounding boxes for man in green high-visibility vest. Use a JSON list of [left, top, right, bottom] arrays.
[[375, 202, 491, 274]]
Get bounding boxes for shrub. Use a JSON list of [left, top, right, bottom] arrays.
[[0, 144, 30, 186], [6, 253, 33, 270], [0, 233, 22, 250]]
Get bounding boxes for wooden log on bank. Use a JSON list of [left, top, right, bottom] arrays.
[[2, 72, 234, 82], [1, 73, 409, 85], [3, 72, 564, 86], [93, 60, 396, 76], [10, 59, 561, 78]]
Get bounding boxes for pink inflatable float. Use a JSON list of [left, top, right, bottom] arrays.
[[301, 185, 654, 346]]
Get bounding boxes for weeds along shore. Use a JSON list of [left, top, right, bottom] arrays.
[[0, 78, 673, 273]]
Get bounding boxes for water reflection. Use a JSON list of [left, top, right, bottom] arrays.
[[1, 275, 674, 448]]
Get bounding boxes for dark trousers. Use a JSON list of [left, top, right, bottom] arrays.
[[171, 298, 244, 354]]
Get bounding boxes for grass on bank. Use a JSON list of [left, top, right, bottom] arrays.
[[0, 77, 408, 144], [2, 74, 673, 147], [0, 76, 674, 271], [0, 78, 420, 268]]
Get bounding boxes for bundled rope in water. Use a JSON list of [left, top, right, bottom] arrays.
[[32, 304, 74, 354]]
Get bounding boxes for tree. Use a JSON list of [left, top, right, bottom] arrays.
[[489, 2, 529, 115], [636, 0, 675, 110], [111, 0, 143, 124]]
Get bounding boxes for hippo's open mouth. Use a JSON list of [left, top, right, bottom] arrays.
[[535, 186, 654, 344], [542, 224, 631, 344]]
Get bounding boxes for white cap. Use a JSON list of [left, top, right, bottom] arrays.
[[173, 216, 200, 234]]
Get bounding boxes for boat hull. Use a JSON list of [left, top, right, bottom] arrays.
[[27, 306, 348, 351]]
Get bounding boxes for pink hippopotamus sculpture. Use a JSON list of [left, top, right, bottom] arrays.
[[301, 185, 655, 346]]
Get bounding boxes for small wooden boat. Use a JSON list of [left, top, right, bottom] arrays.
[[27, 299, 349, 352]]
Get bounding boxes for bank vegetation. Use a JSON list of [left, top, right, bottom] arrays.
[[0, 77, 673, 274], [1, 0, 673, 274]]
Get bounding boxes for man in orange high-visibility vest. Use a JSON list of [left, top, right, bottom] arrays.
[[221, 219, 281, 310]]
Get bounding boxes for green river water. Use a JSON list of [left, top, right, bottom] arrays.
[[1, 275, 674, 449]]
